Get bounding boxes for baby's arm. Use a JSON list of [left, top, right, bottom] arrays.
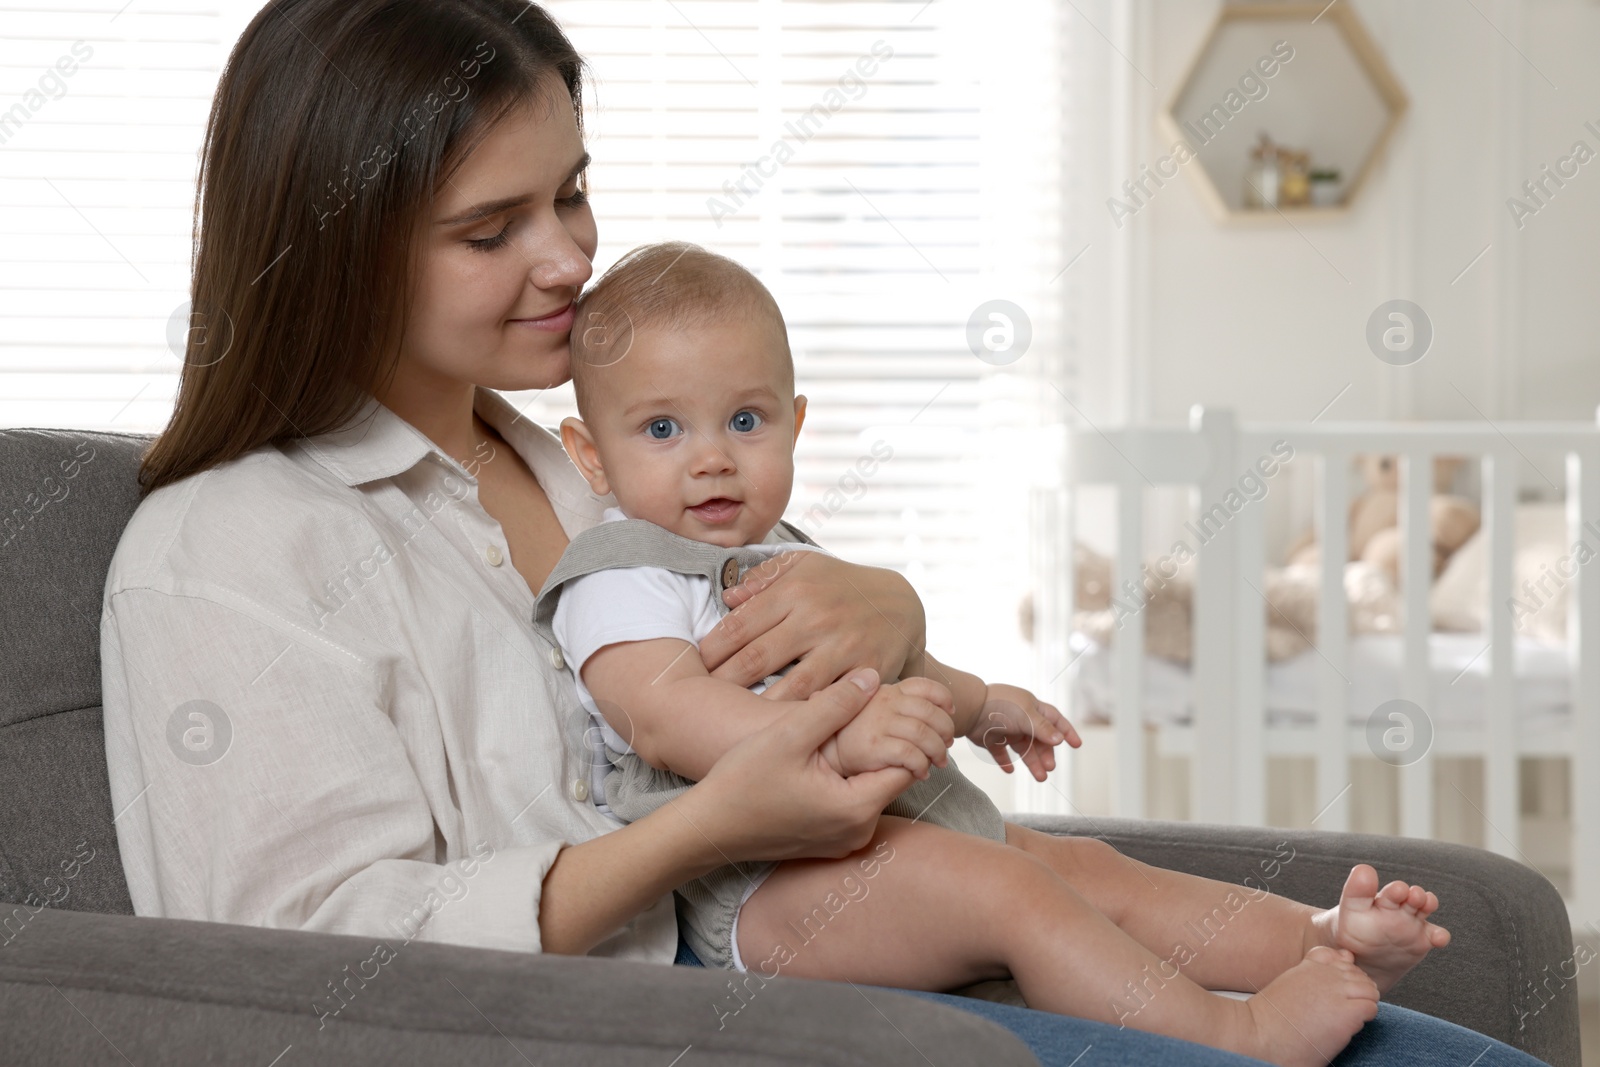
[[915, 652, 1081, 780], [582, 637, 802, 782], [912, 653, 987, 735], [582, 639, 953, 784]]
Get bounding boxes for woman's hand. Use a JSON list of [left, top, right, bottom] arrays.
[[683, 668, 916, 863], [698, 551, 926, 701]]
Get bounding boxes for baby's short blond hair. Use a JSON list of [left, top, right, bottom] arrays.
[[569, 241, 791, 418]]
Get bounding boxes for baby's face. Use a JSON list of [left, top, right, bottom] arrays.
[[566, 314, 805, 548]]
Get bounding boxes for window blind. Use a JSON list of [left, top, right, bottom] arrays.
[[0, 1, 248, 430], [1, 1, 1075, 797], [533, 0, 1074, 711]]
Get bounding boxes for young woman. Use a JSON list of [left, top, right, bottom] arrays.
[[100, 3, 1547, 1065]]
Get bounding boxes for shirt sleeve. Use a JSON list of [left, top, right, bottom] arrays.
[[550, 566, 707, 676], [102, 585, 563, 953]]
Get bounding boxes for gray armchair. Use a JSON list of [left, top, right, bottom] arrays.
[[0, 427, 1579, 1066]]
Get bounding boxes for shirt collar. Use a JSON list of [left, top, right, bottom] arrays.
[[298, 386, 613, 536], [298, 392, 437, 488]]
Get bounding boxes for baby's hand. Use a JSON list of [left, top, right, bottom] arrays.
[[825, 677, 956, 779], [967, 683, 1080, 781]]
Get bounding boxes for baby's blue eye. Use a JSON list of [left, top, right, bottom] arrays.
[[647, 418, 681, 440], [729, 410, 763, 433]]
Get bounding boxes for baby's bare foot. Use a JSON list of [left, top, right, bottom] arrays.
[[1240, 946, 1378, 1067], [1314, 863, 1451, 994]]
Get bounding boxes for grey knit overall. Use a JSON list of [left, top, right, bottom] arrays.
[[532, 517, 1006, 972]]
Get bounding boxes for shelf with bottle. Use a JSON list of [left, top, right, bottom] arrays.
[[1161, 2, 1405, 223], [1242, 132, 1345, 212]]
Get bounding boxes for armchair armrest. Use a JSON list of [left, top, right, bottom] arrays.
[[1009, 813, 1580, 1067], [2, 907, 1040, 1066]]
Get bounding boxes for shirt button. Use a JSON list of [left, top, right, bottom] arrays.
[[485, 544, 503, 567], [548, 646, 566, 671], [571, 779, 589, 802]]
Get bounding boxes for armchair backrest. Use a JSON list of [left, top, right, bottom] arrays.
[[0, 428, 156, 918]]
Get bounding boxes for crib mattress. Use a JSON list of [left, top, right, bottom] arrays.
[[1067, 631, 1573, 730]]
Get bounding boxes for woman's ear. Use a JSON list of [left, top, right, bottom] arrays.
[[792, 394, 807, 443], [560, 417, 611, 496]]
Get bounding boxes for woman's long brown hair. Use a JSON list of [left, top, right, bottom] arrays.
[[137, 0, 586, 496]]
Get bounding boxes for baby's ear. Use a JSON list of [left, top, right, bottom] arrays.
[[792, 394, 808, 442], [560, 417, 610, 496]]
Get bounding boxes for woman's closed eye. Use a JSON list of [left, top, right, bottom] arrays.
[[464, 190, 588, 252], [467, 223, 512, 252], [729, 409, 763, 433], [647, 417, 683, 440]]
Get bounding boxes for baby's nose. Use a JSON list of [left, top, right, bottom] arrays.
[[691, 437, 736, 475]]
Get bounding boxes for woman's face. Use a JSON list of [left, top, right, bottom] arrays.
[[400, 83, 596, 395]]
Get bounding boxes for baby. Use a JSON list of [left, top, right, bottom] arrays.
[[533, 241, 1450, 1067]]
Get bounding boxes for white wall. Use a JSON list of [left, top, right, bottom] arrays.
[[1106, 0, 1600, 428]]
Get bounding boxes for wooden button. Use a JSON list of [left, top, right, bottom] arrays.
[[719, 557, 740, 589]]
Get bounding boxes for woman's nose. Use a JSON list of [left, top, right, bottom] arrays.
[[524, 218, 592, 291]]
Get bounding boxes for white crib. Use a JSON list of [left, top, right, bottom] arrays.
[[1022, 407, 1600, 922]]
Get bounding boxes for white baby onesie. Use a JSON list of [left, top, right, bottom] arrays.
[[549, 507, 825, 816]]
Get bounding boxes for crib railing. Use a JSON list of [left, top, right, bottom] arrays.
[[1027, 406, 1600, 919]]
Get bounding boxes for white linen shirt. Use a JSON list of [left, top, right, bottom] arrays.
[[100, 385, 677, 962]]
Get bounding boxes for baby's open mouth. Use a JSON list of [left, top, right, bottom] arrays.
[[689, 498, 742, 524]]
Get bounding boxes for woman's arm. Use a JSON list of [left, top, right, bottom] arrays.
[[579, 636, 950, 783], [698, 552, 928, 701], [539, 668, 918, 955], [105, 586, 916, 960], [535, 781, 729, 956], [103, 588, 567, 951]]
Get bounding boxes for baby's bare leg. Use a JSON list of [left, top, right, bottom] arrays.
[[1003, 823, 1448, 995], [1003, 822, 1315, 992], [737, 815, 1375, 1066]]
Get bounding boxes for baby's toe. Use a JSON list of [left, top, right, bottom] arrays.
[[1342, 864, 1380, 902], [1377, 880, 1411, 907]]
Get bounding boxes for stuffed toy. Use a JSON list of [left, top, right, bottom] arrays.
[[1287, 455, 1480, 586], [1022, 456, 1477, 668], [1061, 546, 1400, 666]]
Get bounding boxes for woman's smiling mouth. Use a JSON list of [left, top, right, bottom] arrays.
[[509, 300, 575, 332]]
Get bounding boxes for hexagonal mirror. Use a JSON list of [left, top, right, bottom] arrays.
[[1162, 2, 1407, 218]]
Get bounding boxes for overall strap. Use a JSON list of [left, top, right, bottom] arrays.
[[774, 518, 818, 547], [532, 518, 781, 635]]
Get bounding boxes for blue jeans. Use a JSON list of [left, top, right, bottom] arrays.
[[673, 934, 1549, 1066]]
